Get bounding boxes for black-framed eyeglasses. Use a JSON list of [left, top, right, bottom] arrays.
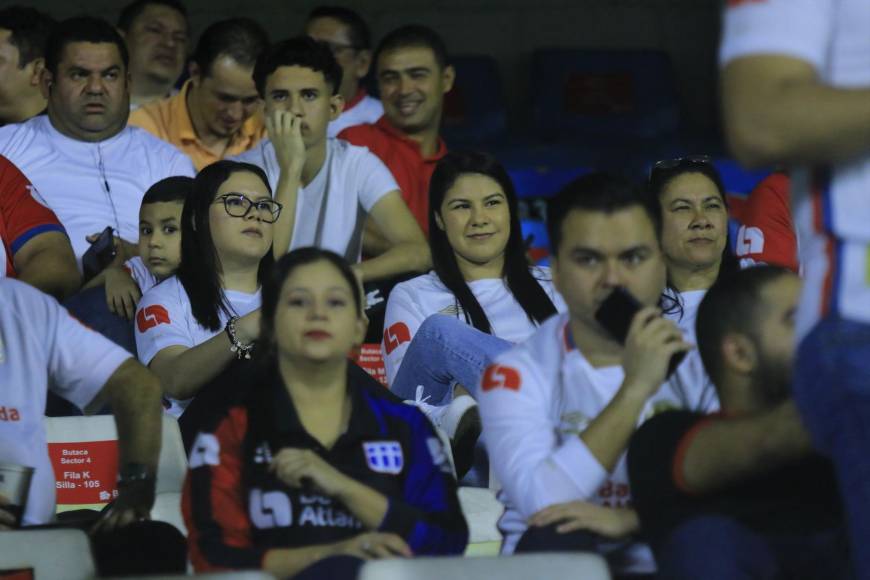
[[650, 155, 713, 177], [213, 193, 283, 223]]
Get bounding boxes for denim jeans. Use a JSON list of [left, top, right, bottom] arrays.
[[390, 315, 513, 405], [656, 515, 850, 580], [793, 315, 870, 580]]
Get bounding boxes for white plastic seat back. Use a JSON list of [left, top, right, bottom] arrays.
[[0, 528, 96, 580], [359, 553, 610, 580]]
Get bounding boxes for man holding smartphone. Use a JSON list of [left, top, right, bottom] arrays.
[[477, 173, 716, 576]]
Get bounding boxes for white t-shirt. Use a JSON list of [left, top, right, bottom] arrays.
[[124, 256, 159, 294], [234, 138, 397, 262], [720, 0, 870, 336], [478, 313, 719, 573], [134, 276, 261, 417], [381, 268, 567, 386], [0, 116, 195, 265], [328, 94, 383, 138], [0, 278, 131, 525]]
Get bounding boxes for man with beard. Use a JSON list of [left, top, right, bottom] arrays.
[[628, 266, 849, 579]]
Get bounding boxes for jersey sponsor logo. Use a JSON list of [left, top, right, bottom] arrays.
[[736, 225, 765, 256], [0, 406, 21, 422], [298, 494, 362, 529], [253, 441, 273, 465], [136, 305, 171, 332], [481, 364, 522, 392], [363, 441, 403, 474], [382, 322, 411, 354], [249, 488, 292, 529], [188, 433, 220, 468]]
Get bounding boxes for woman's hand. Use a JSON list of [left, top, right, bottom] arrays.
[[333, 532, 412, 559], [270, 448, 350, 498], [528, 501, 639, 539]]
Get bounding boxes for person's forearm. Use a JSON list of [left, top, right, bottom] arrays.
[[723, 59, 870, 167], [681, 401, 812, 494], [271, 165, 302, 260], [153, 333, 237, 400], [18, 253, 81, 300], [355, 242, 431, 283], [361, 219, 393, 258], [262, 543, 340, 578], [336, 478, 389, 529], [580, 384, 649, 472]]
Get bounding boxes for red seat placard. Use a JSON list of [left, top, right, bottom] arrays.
[[354, 343, 388, 387], [47, 440, 119, 505]]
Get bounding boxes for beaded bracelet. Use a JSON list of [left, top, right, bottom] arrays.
[[225, 316, 254, 359]]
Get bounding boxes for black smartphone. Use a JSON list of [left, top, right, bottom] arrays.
[[595, 287, 686, 378], [82, 226, 117, 281]]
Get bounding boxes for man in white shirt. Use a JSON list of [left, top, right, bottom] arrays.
[[0, 6, 53, 126], [478, 173, 716, 575], [304, 6, 383, 137], [0, 16, 195, 271], [238, 36, 428, 282], [720, 1, 870, 576]]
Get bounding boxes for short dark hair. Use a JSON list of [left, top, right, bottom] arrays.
[[191, 18, 268, 78], [0, 6, 55, 67], [696, 265, 792, 386], [45, 17, 128, 76], [374, 24, 448, 70], [546, 172, 660, 255], [141, 175, 193, 206], [306, 6, 371, 50], [117, 0, 188, 33], [253, 36, 343, 98]]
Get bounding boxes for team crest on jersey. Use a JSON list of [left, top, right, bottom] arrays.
[[363, 441, 403, 474]]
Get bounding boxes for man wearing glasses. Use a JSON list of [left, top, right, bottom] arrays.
[[304, 6, 383, 137]]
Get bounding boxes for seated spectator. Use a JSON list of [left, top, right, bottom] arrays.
[[182, 248, 468, 579], [304, 6, 383, 136], [117, 0, 189, 109], [383, 151, 565, 477], [0, 277, 186, 576], [237, 36, 428, 282], [129, 18, 268, 170], [135, 160, 277, 417], [0, 154, 79, 299], [478, 173, 717, 576], [0, 6, 53, 126], [628, 266, 849, 579], [733, 171, 799, 272], [340, 24, 455, 240], [0, 16, 195, 270]]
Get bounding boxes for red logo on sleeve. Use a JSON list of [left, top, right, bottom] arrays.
[[383, 322, 411, 354], [481, 365, 522, 392], [136, 305, 171, 332]]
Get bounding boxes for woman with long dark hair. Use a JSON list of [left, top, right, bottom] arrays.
[[382, 151, 565, 476], [183, 248, 468, 579], [135, 160, 280, 416]]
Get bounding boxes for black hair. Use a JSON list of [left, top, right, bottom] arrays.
[[45, 17, 128, 75], [141, 175, 193, 206], [0, 6, 55, 67], [178, 160, 274, 331], [306, 6, 371, 50], [117, 0, 188, 33], [429, 151, 558, 334], [374, 24, 448, 70], [253, 36, 343, 98], [696, 265, 792, 387], [648, 157, 740, 288], [191, 18, 268, 77], [546, 172, 660, 255], [259, 247, 362, 361]]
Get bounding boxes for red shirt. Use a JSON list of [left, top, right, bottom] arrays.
[[0, 155, 65, 278], [339, 117, 447, 236], [735, 172, 799, 273]]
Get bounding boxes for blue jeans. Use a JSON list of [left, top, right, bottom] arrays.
[[656, 515, 849, 580], [793, 315, 870, 580], [390, 315, 512, 405]]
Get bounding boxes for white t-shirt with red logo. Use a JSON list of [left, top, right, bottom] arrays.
[[478, 313, 718, 572], [134, 276, 260, 417], [0, 278, 131, 525], [381, 268, 567, 387], [720, 0, 870, 337]]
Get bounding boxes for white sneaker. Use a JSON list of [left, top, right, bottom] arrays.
[[405, 385, 450, 428]]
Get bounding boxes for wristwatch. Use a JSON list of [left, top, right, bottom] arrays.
[[117, 462, 156, 487]]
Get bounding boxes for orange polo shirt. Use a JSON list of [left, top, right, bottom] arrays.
[[128, 80, 266, 171], [339, 117, 447, 236]]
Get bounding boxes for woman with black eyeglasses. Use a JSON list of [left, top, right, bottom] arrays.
[[135, 161, 283, 418]]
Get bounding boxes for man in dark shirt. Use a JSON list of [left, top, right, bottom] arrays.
[[628, 266, 849, 579]]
